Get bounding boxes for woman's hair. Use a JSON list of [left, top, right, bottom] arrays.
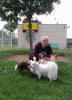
[[41, 36, 49, 41]]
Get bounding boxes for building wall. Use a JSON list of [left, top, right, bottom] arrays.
[[18, 24, 67, 49]]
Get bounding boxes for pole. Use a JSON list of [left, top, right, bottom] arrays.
[[2, 28, 4, 49]]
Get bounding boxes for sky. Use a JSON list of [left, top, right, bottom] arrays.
[[33, 0, 72, 39], [0, 0, 72, 39]]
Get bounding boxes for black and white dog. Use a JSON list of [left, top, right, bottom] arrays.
[[15, 61, 30, 73]]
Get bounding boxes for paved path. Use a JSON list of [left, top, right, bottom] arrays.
[[7, 54, 72, 63]]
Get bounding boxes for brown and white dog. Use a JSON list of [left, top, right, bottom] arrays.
[[38, 52, 50, 64], [38, 52, 58, 64]]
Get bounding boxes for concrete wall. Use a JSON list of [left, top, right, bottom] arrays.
[[18, 24, 67, 49]]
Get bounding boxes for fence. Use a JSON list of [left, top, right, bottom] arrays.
[[0, 29, 18, 50]]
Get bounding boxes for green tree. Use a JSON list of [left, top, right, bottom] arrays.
[[0, 0, 60, 50], [4, 20, 17, 32], [4, 20, 17, 38]]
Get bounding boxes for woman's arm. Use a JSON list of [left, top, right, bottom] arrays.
[[33, 56, 36, 61]]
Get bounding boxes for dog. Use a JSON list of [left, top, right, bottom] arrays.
[[38, 52, 50, 64], [15, 61, 30, 73], [29, 61, 58, 81], [38, 57, 50, 64], [38, 53, 58, 64]]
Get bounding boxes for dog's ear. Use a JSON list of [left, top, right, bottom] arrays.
[[28, 60, 31, 64]]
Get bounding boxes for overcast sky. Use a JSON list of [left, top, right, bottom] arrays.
[[34, 0, 72, 39], [0, 0, 72, 38]]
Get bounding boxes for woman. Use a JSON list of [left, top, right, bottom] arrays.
[[29, 36, 53, 61]]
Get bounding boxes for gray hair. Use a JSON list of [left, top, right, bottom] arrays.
[[41, 36, 49, 41]]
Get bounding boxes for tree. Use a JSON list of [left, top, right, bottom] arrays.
[[0, 0, 60, 50], [4, 20, 17, 33], [4, 20, 17, 39]]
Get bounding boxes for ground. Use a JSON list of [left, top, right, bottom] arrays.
[[7, 54, 72, 62]]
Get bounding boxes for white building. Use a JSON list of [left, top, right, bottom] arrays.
[[18, 24, 67, 49]]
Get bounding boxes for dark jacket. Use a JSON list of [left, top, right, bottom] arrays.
[[29, 42, 53, 61]]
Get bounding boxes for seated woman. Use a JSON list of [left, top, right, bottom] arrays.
[[29, 36, 53, 61]]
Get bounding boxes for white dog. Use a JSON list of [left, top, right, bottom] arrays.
[[29, 61, 58, 81], [46, 61, 58, 81]]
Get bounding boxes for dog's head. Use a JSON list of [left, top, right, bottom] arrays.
[[38, 52, 48, 60], [38, 53, 44, 59], [28, 60, 35, 65], [29, 62, 39, 73], [28, 60, 36, 71]]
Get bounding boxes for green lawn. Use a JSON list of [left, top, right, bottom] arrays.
[[0, 49, 72, 60], [0, 49, 30, 60], [53, 49, 72, 57], [0, 49, 72, 100]]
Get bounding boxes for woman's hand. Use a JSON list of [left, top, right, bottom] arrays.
[[33, 56, 36, 61]]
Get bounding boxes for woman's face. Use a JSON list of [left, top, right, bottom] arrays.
[[41, 38, 48, 48]]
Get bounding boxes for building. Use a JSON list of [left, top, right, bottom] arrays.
[[18, 24, 67, 49], [67, 39, 72, 48]]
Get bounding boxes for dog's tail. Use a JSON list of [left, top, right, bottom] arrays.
[[15, 64, 18, 71]]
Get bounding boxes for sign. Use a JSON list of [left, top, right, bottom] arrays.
[[22, 21, 38, 32]]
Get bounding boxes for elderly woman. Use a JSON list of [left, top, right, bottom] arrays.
[[29, 36, 53, 61]]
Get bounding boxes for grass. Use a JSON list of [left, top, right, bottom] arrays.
[[0, 49, 72, 60], [0, 49, 72, 100], [53, 49, 72, 57], [0, 49, 30, 60], [0, 61, 72, 100]]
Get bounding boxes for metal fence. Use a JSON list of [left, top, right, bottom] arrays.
[[0, 29, 18, 50]]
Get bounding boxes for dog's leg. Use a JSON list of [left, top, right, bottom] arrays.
[[47, 74, 53, 81], [37, 73, 41, 80], [53, 74, 57, 81], [48, 76, 53, 81]]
